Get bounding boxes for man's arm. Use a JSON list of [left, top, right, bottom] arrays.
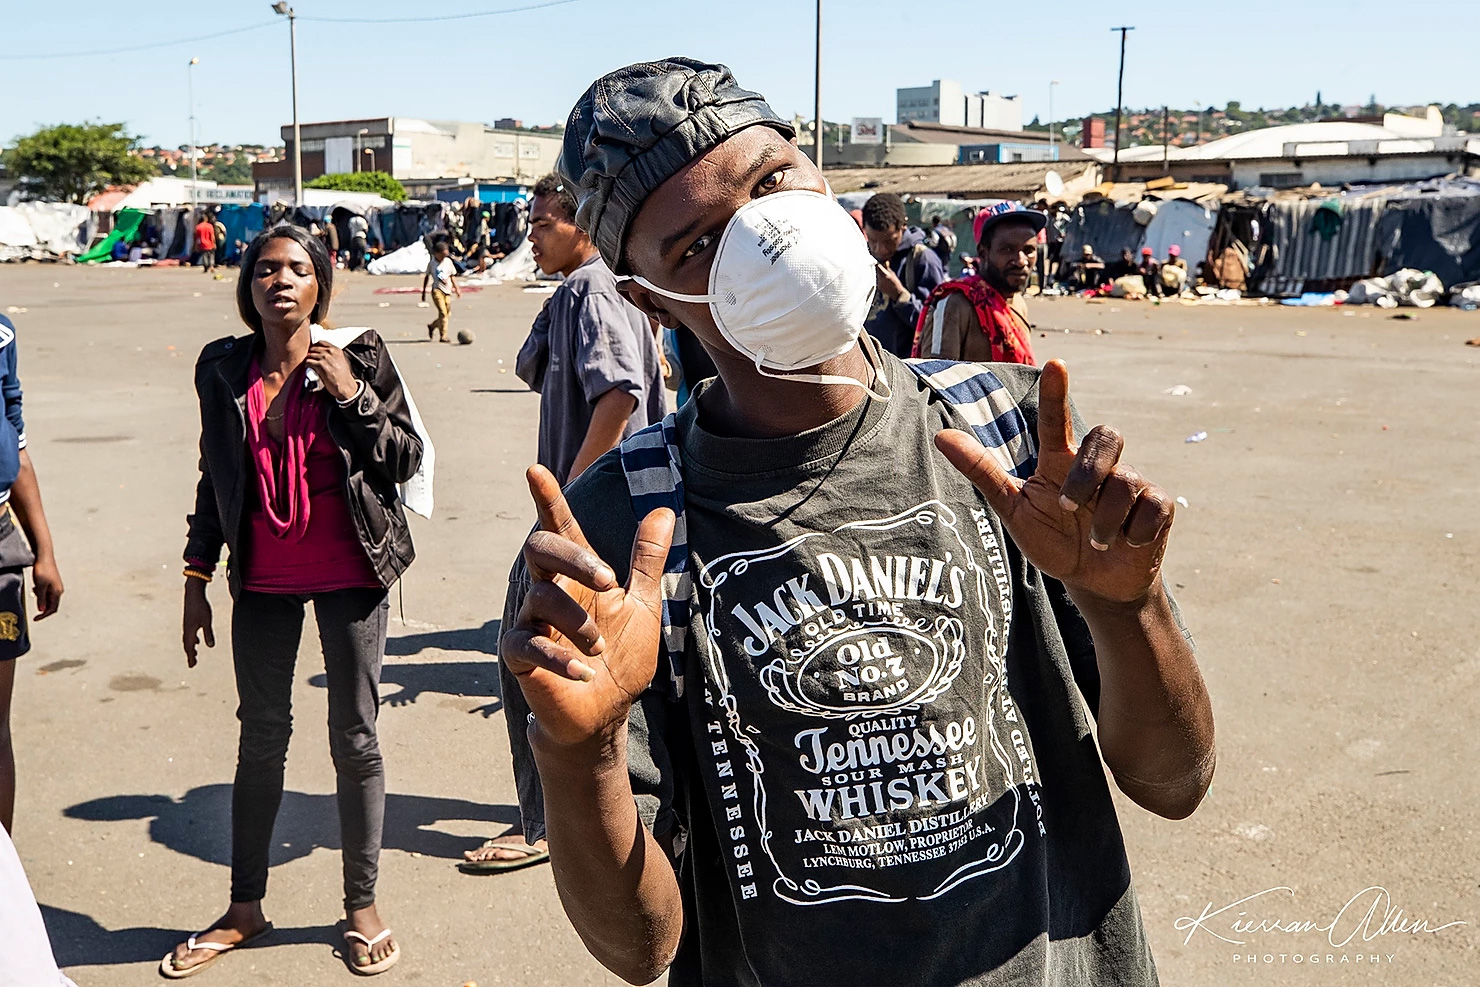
[[568, 387, 637, 481], [532, 728, 684, 984], [9, 450, 61, 619], [1069, 586, 1214, 818], [919, 292, 977, 361]]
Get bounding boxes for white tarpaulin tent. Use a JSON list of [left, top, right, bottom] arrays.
[[13, 202, 90, 256], [0, 209, 39, 249], [367, 239, 429, 276]]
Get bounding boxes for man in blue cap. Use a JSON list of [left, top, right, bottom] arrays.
[[915, 201, 1045, 364], [497, 57, 1214, 987]]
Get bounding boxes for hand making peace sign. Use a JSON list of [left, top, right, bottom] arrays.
[[935, 360, 1175, 606], [500, 466, 676, 750]]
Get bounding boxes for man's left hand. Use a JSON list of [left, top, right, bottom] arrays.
[[936, 360, 1174, 605], [876, 264, 909, 303], [306, 342, 360, 403]]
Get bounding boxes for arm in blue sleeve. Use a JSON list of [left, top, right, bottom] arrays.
[[2, 334, 24, 446]]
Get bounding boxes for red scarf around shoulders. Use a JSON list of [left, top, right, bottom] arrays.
[[910, 274, 1036, 365]]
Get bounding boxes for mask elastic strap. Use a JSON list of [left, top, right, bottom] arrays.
[[630, 275, 717, 305], [752, 338, 892, 403]]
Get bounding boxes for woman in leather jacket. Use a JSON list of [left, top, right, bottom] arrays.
[[166, 226, 420, 978]]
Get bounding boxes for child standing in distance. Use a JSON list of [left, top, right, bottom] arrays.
[[0, 312, 63, 836], [420, 238, 461, 343]]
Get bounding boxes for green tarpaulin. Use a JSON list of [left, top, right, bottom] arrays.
[[78, 207, 147, 263]]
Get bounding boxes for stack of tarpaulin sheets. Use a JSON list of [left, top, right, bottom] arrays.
[[0, 203, 94, 262]]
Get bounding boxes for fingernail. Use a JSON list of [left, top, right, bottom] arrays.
[[1125, 538, 1147, 549], [595, 565, 617, 589], [1090, 538, 1109, 552], [568, 659, 596, 682], [1059, 495, 1078, 512], [590, 635, 606, 654]]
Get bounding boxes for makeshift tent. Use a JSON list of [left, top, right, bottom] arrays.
[[1373, 179, 1480, 289], [217, 203, 266, 263], [1060, 198, 1147, 264], [15, 202, 92, 257], [78, 207, 147, 263], [1140, 199, 1218, 269], [367, 239, 430, 276]]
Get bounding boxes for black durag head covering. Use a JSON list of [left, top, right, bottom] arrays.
[[558, 57, 796, 272]]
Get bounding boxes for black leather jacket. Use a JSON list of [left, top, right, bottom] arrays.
[[184, 329, 422, 596]]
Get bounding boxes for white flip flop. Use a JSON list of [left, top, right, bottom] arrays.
[[158, 924, 273, 979], [343, 927, 401, 976]]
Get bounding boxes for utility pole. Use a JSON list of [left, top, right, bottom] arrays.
[[1162, 104, 1170, 171], [272, 3, 302, 209], [1049, 80, 1059, 159], [1110, 25, 1134, 180], [188, 57, 199, 224], [813, 0, 824, 170]]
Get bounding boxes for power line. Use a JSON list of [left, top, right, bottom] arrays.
[[302, 0, 581, 24], [0, 2, 583, 62], [0, 21, 278, 61]]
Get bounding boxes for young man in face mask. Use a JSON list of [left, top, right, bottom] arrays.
[[914, 202, 1042, 364], [498, 58, 1214, 987]]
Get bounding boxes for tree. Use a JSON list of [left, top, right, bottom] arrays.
[[307, 170, 407, 201], [7, 122, 155, 203], [204, 159, 253, 185]]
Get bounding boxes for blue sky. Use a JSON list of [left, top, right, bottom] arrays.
[[2, 0, 1477, 148]]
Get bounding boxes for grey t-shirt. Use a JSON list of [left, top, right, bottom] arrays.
[[514, 255, 666, 485], [502, 352, 1175, 986]]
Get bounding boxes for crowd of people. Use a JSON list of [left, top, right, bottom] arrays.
[[1, 57, 1217, 987]]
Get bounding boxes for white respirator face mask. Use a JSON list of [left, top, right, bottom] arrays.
[[632, 189, 889, 398]]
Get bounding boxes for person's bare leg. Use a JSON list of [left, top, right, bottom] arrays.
[[168, 901, 269, 971], [345, 903, 396, 966], [0, 660, 15, 833]]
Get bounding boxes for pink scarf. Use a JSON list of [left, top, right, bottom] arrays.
[[245, 362, 325, 543]]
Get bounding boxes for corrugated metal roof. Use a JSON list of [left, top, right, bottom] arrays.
[[825, 161, 1096, 197]]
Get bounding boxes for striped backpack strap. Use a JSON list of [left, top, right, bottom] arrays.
[[617, 414, 690, 700], [904, 359, 1038, 479]]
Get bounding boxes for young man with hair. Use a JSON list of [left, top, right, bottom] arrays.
[[464, 172, 666, 874], [860, 192, 946, 358], [914, 201, 1042, 365], [497, 59, 1214, 986]]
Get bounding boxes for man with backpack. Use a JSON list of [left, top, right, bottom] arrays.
[[861, 192, 946, 357]]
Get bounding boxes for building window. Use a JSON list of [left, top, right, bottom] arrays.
[[1259, 172, 1305, 188]]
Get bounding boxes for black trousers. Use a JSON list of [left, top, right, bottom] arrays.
[[230, 588, 388, 911]]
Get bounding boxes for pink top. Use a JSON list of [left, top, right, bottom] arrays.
[[241, 362, 382, 594]]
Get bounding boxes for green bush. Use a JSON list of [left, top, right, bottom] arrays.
[[306, 171, 407, 201]]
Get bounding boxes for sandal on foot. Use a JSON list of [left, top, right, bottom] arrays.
[[458, 839, 549, 874], [158, 924, 273, 979], [343, 928, 401, 976]]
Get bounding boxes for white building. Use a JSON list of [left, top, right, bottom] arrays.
[[896, 81, 1021, 132], [1085, 107, 1479, 188]]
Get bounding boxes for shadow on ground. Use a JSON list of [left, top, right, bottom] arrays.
[[308, 656, 503, 717], [64, 786, 520, 868], [42, 904, 340, 969]]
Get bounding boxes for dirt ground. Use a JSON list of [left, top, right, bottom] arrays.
[[1, 263, 1475, 985]]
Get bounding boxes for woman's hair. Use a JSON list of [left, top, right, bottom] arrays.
[[235, 224, 334, 333]]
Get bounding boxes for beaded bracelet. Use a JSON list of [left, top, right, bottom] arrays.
[[183, 568, 213, 583]]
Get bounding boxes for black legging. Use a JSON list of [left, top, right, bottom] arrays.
[[229, 587, 388, 911]]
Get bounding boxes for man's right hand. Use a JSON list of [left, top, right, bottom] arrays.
[[501, 466, 675, 751], [183, 580, 214, 668]]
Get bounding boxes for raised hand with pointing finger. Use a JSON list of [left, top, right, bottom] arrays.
[[501, 465, 676, 750], [934, 359, 1176, 607]]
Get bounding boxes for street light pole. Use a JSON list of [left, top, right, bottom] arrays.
[[188, 57, 199, 223], [272, 3, 302, 209], [1110, 25, 1134, 180], [1049, 80, 1059, 159], [813, 0, 823, 170]]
